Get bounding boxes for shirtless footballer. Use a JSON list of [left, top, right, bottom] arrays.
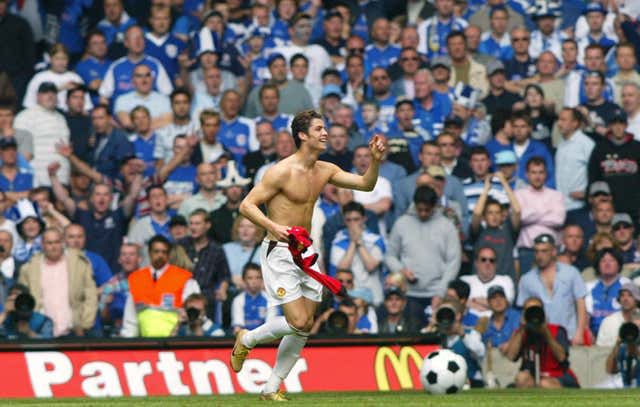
[[230, 110, 385, 400]]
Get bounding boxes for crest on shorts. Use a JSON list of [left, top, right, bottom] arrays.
[[277, 287, 286, 298]]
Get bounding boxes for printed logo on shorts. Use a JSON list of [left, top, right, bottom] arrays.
[[277, 287, 286, 298]]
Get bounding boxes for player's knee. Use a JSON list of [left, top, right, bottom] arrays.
[[287, 315, 312, 333]]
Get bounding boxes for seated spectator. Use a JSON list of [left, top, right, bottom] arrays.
[[517, 234, 587, 344], [611, 213, 637, 266], [505, 296, 580, 389], [510, 112, 555, 188], [597, 283, 640, 347], [231, 263, 276, 334], [566, 181, 614, 246], [470, 172, 521, 280], [312, 299, 359, 335], [179, 163, 226, 218], [330, 202, 385, 305], [319, 124, 353, 171], [223, 215, 263, 288], [586, 248, 630, 338], [481, 286, 520, 353], [446, 279, 479, 329], [378, 287, 420, 334], [99, 243, 141, 336], [422, 297, 486, 388], [178, 293, 225, 337], [64, 224, 112, 288], [557, 224, 590, 271], [0, 137, 33, 197], [0, 288, 53, 339], [583, 232, 620, 282], [462, 247, 516, 318], [349, 287, 378, 334], [121, 235, 200, 338], [18, 228, 97, 337], [243, 121, 277, 184], [13, 200, 44, 263], [168, 215, 189, 241]]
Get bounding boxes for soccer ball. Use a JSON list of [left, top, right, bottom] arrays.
[[420, 349, 467, 394]]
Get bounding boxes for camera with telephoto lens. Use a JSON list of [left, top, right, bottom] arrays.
[[619, 322, 639, 344], [524, 305, 545, 330], [186, 307, 201, 323], [435, 305, 456, 332], [14, 293, 35, 322]]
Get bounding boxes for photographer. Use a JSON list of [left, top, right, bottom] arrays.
[[0, 285, 53, 339], [177, 294, 224, 337], [597, 283, 640, 347], [505, 297, 579, 388], [422, 297, 486, 388], [606, 319, 640, 387]]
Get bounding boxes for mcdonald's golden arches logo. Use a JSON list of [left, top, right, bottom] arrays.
[[374, 346, 423, 391]]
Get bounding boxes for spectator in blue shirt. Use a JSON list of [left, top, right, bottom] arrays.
[[482, 285, 520, 352], [0, 137, 33, 195], [64, 224, 113, 288], [157, 135, 197, 209], [446, 279, 479, 329], [510, 111, 555, 188], [145, 6, 187, 84], [129, 106, 157, 178], [219, 90, 257, 174], [74, 30, 112, 106], [97, 0, 137, 47], [478, 7, 513, 61], [231, 263, 276, 334], [365, 18, 401, 73], [1, 290, 53, 339]]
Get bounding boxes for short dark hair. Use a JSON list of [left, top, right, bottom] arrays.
[[470, 146, 490, 159], [342, 201, 365, 216], [560, 107, 585, 125], [66, 85, 86, 100], [146, 184, 166, 197], [290, 109, 323, 148], [242, 262, 262, 279], [490, 109, 511, 134], [585, 43, 604, 56], [259, 83, 279, 99], [413, 185, 438, 206], [483, 197, 502, 213], [148, 234, 172, 252], [91, 104, 111, 116], [526, 156, 546, 170], [189, 208, 210, 221], [446, 30, 466, 44], [170, 87, 191, 102], [510, 110, 530, 125], [290, 53, 308, 67], [346, 53, 364, 67], [448, 279, 471, 301]]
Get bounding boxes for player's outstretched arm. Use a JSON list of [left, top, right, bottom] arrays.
[[328, 135, 386, 191], [239, 166, 289, 241]]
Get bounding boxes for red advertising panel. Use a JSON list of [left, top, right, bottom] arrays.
[[0, 344, 437, 398]]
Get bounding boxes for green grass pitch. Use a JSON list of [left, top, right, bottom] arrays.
[[2, 389, 640, 407]]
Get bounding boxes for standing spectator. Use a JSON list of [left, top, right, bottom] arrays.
[[365, 17, 401, 71], [481, 286, 520, 352], [517, 234, 588, 344], [97, 0, 137, 48], [64, 224, 112, 288], [565, 44, 615, 108], [121, 235, 200, 338], [127, 185, 173, 256], [222, 215, 263, 289], [482, 61, 521, 117], [99, 25, 173, 103], [64, 86, 93, 165], [18, 228, 97, 337], [580, 71, 621, 138], [74, 30, 111, 106], [231, 263, 276, 333], [218, 90, 257, 173], [189, 110, 228, 166], [0, 0, 36, 102], [576, 3, 617, 65], [0, 100, 33, 160], [13, 82, 70, 186], [417, 0, 468, 59], [612, 214, 637, 265], [154, 89, 197, 167], [23, 44, 92, 112], [210, 162, 249, 244], [243, 121, 277, 183], [515, 158, 565, 274], [190, 66, 224, 121], [510, 112, 555, 188], [478, 7, 512, 61], [351, 146, 392, 234], [114, 64, 172, 131], [503, 27, 536, 84], [597, 283, 640, 347], [378, 287, 421, 334], [462, 147, 509, 219], [99, 243, 141, 336], [144, 6, 186, 84], [330, 202, 385, 306], [557, 224, 590, 271], [612, 43, 640, 105], [469, 0, 525, 33], [255, 85, 293, 133], [555, 107, 595, 212], [313, 10, 346, 66], [157, 135, 197, 209], [621, 82, 640, 138], [319, 124, 354, 172], [178, 163, 226, 218], [368, 68, 398, 126], [128, 106, 157, 178], [12, 200, 44, 263], [0, 137, 32, 196], [385, 186, 461, 324], [178, 209, 230, 321], [586, 248, 629, 338], [588, 110, 640, 227], [447, 31, 488, 98]]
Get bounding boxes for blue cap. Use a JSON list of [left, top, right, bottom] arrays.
[[584, 2, 607, 15], [349, 287, 374, 304], [322, 83, 343, 98], [495, 150, 517, 166]]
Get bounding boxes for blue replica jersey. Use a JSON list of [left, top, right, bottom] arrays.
[[588, 278, 624, 335], [219, 116, 256, 174], [256, 114, 292, 132], [144, 33, 187, 83], [250, 55, 270, 87], [238, 292, 269, 330], [97, 15, 137, 46], [578, 72, 615, 105], [130, 133, 157, 178], [165, 165, 197, 198], [271, 18, 291, 42], [85, 250, 113, 287], [364, 44, 401, 72], [0, 170, 33, 192], [418, 17, 468, 59], [450, 328, 482, 382], [387, 119, 432, 165], [101, 55, 173, 101], [74, 56, 111, 105], [59, 0, 93, 54], [478, 34, 513, 61]]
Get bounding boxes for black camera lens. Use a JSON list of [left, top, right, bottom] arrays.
[[14, 293, 35, 321], [619, 322, 639, 344], [436, 306, 455, 328], [186, 307, 201, 322], [524, 305, 545, 326]]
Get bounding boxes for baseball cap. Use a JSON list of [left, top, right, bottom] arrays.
[[169, 215, 188, 228], [487, 285, 506, 299], [589, 181, 611, 196], [349, 287, 373, 304], [430, 56, 451, 70], [37, 82, 57, 94], [612, 213, 633, 228], [322, 84, 343, 99], [426, 165, 446, 179], [619, 283, 640, 302], [487, 60, 506, 76], [584, 2, 607, 15], [607, 108, 628, 125], [495, 150, 517, 166], [384, 286, 406, 300], [0, 137, 18, 150], [533, 233, 555, 246]]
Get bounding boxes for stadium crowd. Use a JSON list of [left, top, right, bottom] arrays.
[[0, 0, 640, 388]]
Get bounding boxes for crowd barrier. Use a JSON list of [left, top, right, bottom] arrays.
[[0, 336, 621, 398]]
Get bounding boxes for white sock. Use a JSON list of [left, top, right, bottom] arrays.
[[263, 333, 309, 394], [242, 316, 294, 348]]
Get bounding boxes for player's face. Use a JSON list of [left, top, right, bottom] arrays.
[[304, 118, 328, 151]]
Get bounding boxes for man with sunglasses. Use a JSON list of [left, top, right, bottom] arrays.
[[503, 27, 536, 84], [612, 214, 637, 265]]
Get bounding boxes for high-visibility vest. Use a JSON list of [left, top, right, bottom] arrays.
[[128, 264, 192, 337]]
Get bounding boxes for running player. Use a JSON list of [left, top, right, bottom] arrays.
[[230, 109, 385, 400]]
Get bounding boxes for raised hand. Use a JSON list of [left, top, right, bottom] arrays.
[[48, 161, 61, 176], [368, 134, 386, 161]]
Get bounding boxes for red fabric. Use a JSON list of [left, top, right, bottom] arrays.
[[522, 323, 578, 381], [287, 226, 346, 296]]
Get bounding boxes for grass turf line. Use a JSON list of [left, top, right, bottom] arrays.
[[2, 389, 640, 407]]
